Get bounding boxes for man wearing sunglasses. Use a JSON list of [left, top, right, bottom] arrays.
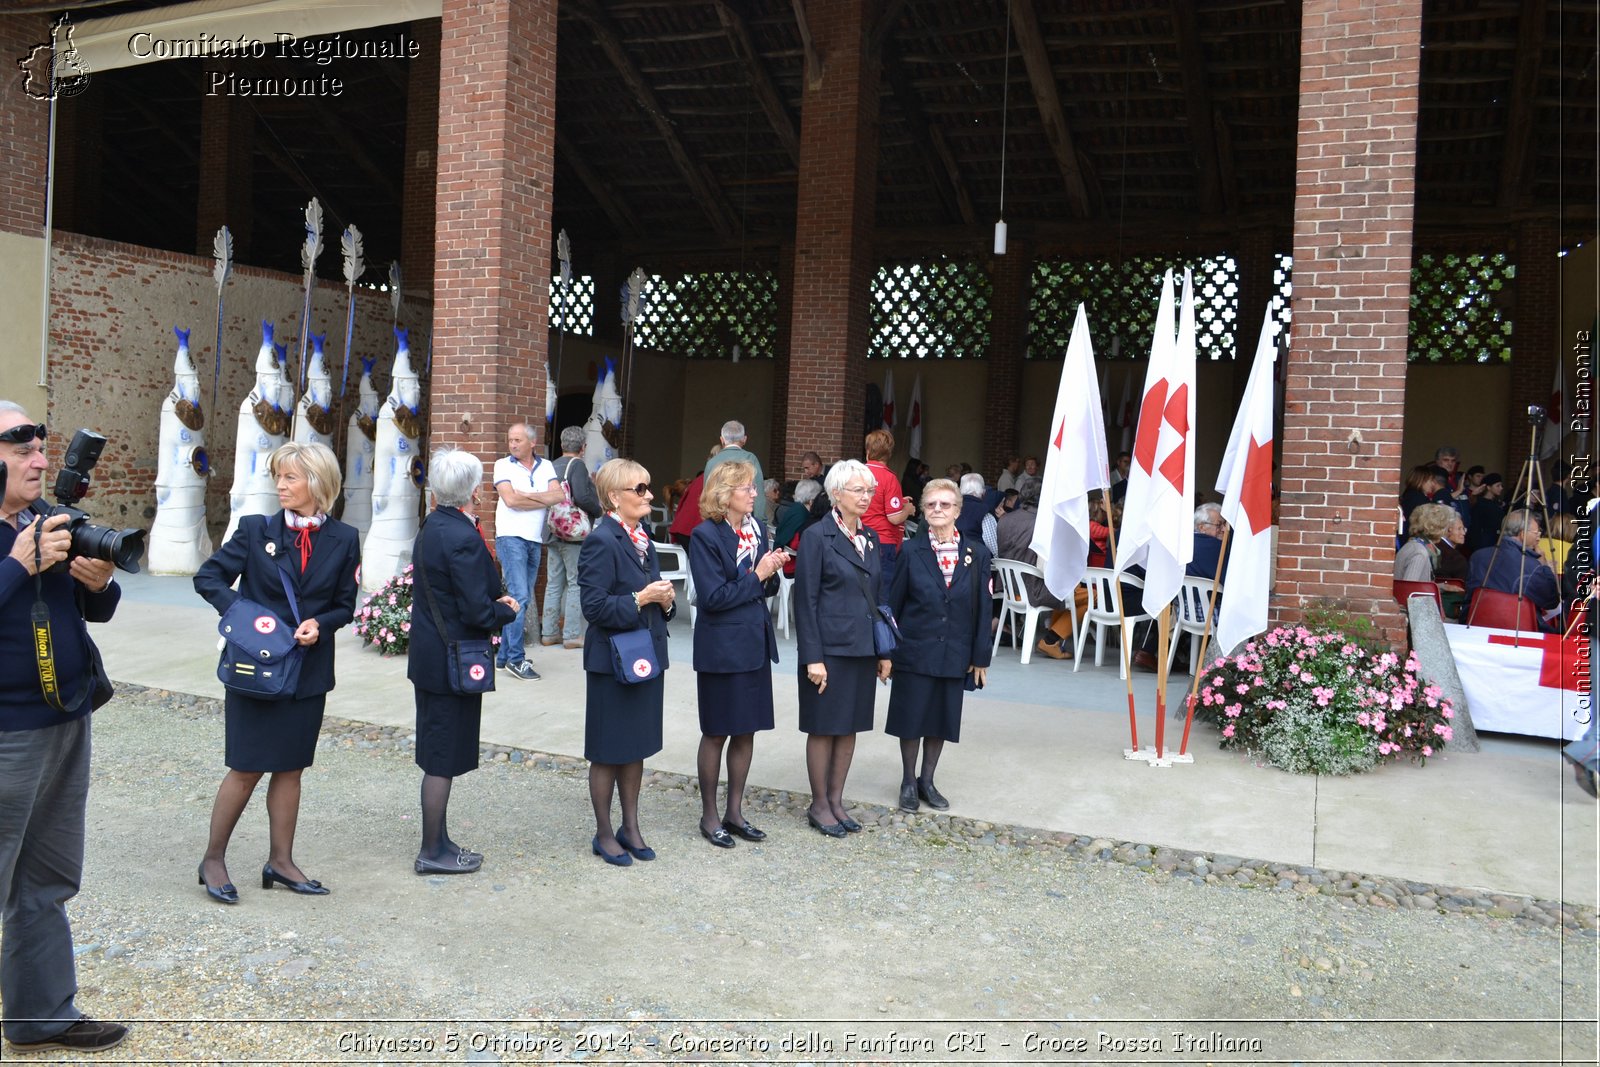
[[0, 404, 128, 1054]]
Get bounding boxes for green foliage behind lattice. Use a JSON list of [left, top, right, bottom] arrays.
[[868, 258, 992, 359], [1029, 255, 1241, 360], [1407, 252, 1514, 363], [632, 270, 779, 359]]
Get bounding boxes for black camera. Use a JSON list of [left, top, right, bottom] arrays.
[[1529, 403, 1547, 425], [32, 429, 146, 574]]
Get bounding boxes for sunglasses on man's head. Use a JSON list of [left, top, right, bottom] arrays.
[[0, 423, 46, 445]]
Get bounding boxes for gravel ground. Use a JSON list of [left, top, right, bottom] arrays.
[[5, 686, 1596, 1065]]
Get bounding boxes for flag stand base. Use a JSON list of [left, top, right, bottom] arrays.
[[1123, 746, 1196, 767]]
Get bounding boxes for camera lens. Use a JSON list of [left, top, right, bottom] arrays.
[[70, 522, 146, 574]]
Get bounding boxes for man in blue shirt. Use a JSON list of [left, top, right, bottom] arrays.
[[0, 404, 127, 1054]]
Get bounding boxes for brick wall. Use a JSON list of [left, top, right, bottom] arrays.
[[983, 243, 1027, 476], [1274, 0, 1424, 645], [768, 244, 795, 471], [782, 0, 878, 472], [430, 0, 556, 542], [46, 232, 426, 539], [0, 13, 50, 237]]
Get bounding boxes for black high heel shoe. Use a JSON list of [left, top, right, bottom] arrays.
[[261, 863, 330, 895], [197, 862, 238, 905]]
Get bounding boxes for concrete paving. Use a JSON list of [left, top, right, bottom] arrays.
[[99, 571, 1598, 907]]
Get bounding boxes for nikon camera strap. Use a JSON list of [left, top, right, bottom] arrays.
[[29, 518, 93, 714]]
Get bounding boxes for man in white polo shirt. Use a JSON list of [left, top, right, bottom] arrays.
[[493, 423, 563, 680]]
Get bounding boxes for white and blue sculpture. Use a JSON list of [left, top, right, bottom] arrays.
[[340, 355, 379, 537], [361, 326, 424, 593], [147, 326, 212, 574], [221, 322, 291, 545], [292, 332, 335, 449], [584, 357, 622, 474]]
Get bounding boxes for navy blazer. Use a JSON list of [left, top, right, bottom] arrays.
[[688, 517, 779, 673], [194, 512, 361, 698], [407, 507, 518, 693], [794, 516, 881, 663], [579, 517, 674, 675], [887, 533, 994, 679]]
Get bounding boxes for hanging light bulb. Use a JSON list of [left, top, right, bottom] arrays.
[[994, 0, 1012, 256], [994, 219, 1008, 256]]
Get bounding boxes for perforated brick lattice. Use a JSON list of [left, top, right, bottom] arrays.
[[868, 258, 992, 359], [1029, 255, 1242, 360], [632, 270, 778, 358], [1408, 252, 1514, 363]]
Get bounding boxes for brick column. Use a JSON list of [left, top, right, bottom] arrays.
[[196, 68, 254, 258], [983, 242, 1027, 476], [1274, 0, 1423, 646], [0, 14, 49, 237], [783, 0, 879, 471], [1508, 219, 1559, 475], [401, 19, 440, 295], [431, 0, 556, 540]]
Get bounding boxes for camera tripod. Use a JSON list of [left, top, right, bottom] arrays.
[[1463, 412, 1555, 629]]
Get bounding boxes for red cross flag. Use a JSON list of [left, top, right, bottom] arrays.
[[1213, 309, 1279, 656], [1030, 304, 1110, 600], [1116, 268, 1196, 610]]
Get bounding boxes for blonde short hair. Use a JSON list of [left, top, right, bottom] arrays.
[[268, 441, 341, 513], [921, 477, 961, 511], [864, 428, 894, 462], [593, 457, 651, 512], [700, 460, 756, 522]]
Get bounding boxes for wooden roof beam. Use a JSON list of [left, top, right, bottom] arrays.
[[557, 130, 641, 239], [1171, 2, 1226, 215], [1498, 0, 1548, 209], [1010, 0, 1097, 218], [709, 0, 799, 167], [868, 0, 909, 56], [790, 0, 822, 89], [883, 41, 974, 225], [567, 0, 738, 238]]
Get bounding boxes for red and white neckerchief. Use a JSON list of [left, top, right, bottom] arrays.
[[284, 510, 325, 572], [609, 511, 650, 561], [833, 508, 866, 559], [733, 513, 760, 573], [930, 528, 960, 588]]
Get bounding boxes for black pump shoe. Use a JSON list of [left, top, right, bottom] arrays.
[[701, 825, 737, 849], [722, 819, 766, 842], [261, 863, 329, 895], [807, 812, 847, 838], [198, 863, 238, 905]]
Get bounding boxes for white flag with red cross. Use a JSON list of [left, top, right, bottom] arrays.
[[1214, 309, 1278, 656], [1445, 624, 1586, 740], [1116, 268, 1196, 611], [1031, 304, 1110, 600]]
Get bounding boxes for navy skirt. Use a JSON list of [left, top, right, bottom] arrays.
[[415, 688, 483, 778], [797, 654, 875, 736], [885, 671, 965, 743], [225, 692, 325, 772], [585, 671, 665, 764], [697, 669, 776, 736]]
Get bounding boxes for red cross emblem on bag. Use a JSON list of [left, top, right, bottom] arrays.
[[254, 616, 277, 634], [468, 664, 486, 682], [632, 657, 653, 678]]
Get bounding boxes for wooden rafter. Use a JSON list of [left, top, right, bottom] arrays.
[[567, 0, 738, 238], [883, 40, 974, 225], [557, 130, 641, 239], [1009, 0, 1097, 218], [1170, 2, 1224, 215], [868, 0, 909, 56], [709, 0, 799, 166], [791, 0, 823, 89], [1498, 0, 1548, 208]]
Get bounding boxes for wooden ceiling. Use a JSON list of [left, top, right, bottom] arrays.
[[43, 0, 1600, 278]]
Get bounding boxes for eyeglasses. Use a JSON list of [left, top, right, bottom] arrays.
[[923, 500, 957, 510], [735, 484, 758, 494], [840, 485, 874, 496], [627, 484, 652, 497], [0, 423, 46, 445]]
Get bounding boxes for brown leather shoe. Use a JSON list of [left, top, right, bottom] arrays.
[[1035, 637, 1072, 660], [1132, 650, 1159, 673]]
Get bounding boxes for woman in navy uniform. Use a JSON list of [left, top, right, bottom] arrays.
[[407, 448, 520, 874], [687, 460, 789, 848], [194, 442, 360, 901], [794, 459, 891, 838], [579, 458, 676, 866], [885, 478, 992, 812]]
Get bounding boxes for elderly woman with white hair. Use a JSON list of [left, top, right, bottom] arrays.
[[793, 458, 891, 838], [195, 441, 362, 901], [406, 448, 520, 874]]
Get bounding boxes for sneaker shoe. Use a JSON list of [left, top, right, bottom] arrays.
[[7, 1018, 130, 1054], [506, 661, 541, 681]]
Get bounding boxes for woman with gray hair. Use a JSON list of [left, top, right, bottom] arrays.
[[541, 426, 601, 649], [406, 448, 520, 874], [1394, 502, 1456, 583], [793, 459, 891, 837]]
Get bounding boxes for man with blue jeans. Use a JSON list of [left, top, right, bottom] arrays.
[[493, 423, 562, 680]]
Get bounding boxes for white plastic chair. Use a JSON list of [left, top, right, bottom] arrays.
[[991, 558, 1056, 665], [652, 541, 697, 626], [1075, 567, 1153, 679], [771, 571, 795, 638], [1170, 574, 1218, 675]]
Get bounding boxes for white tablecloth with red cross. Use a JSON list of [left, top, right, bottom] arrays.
[[1444, 624, 1590, 741]]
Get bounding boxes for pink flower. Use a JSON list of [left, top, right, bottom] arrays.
[[401, 622, 411, 633], [1222, 724, 1235, 738], [1236, 684, 1249, 695], [1422, 745, 1433, 756]]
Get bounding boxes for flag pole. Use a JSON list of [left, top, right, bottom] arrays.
[[1154, 605, 1172, 758], [1180, 523, 1232, 755], [1103, 517, 1138, 752]]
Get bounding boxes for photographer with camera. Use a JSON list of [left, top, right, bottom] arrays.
[[0, 404, 128, 1055]]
